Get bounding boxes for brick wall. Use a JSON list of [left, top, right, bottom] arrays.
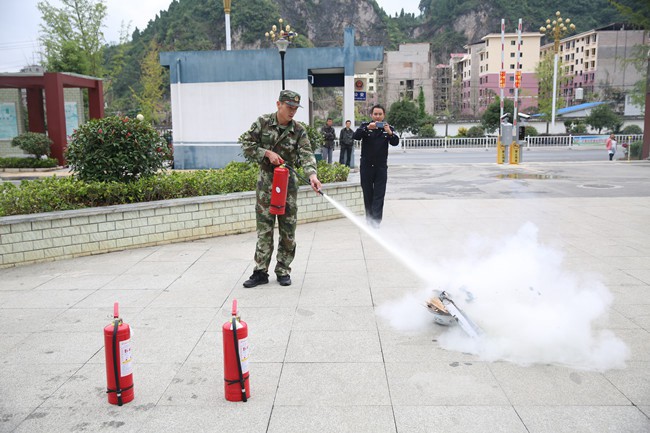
[[0, 183, 363, 268]]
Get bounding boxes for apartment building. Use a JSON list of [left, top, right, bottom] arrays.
[[457, 33, 541, 116], [540, 23, 647, 108], [380, 43, 434, 113]]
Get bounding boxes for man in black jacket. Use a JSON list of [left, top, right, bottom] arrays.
[[339, 120, 354, 167], [320, 118, 335, 163], [352, 104, 399, 228]]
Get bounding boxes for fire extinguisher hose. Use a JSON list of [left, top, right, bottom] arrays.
[[106, 319, 133, 406], [284, 164, 324, 196], [232, 317, 248, 402]]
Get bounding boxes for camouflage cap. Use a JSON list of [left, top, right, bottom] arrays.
[[279, 90, 303, 107]]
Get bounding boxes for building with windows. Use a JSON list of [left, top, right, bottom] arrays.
[[380, 43, 434, 113], [540, 23, 647, 109], [458, 33, 542, 116]]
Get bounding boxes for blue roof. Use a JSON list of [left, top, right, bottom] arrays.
[[531, 101, 607, 118], [556, 101, 607, 115]]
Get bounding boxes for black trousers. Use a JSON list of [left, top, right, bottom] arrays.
[[339, 146, 353, 166], [360, 162, 388, 223]]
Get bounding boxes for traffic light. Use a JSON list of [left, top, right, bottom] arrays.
[[499, 71, 506, 88], [518, 125, 526, 141], [514, 71, 522, 89]]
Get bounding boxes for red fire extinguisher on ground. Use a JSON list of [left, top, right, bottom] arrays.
[[104, 302, 134, 406], [222, 299, 250, 402], [270, 165, 289, 215]]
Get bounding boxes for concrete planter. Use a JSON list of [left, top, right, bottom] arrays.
[[0, 182, 363, 268]]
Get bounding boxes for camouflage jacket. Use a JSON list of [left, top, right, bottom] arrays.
[[240, 113, 317, 178]]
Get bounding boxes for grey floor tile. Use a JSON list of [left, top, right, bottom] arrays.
[[12, 406, 154, 433], [0, 308, 64, 334], [33, 273, 118, 291], [268, 406, 396, 433], [130, 306, 218, 330], [159, 362, 281, 407], [291, 306, 377, 331], [72, 288, 162, 309], [1, 288, 95, 309], [41, 361, 182, 409], [275, 363, 390, 406], [604, 361, 650, 406], [489, 363, 630, 406], [285, 330, 382, 363], [0, 409, 32, 433], [137, 405, 272, 433], [614, 329, 650, 362], [0, 363, 81, 408], [394, 406, 528, 433], [9, 332, 103, 365], [378, 328, 477, 363], [132, 328, 203, 364], [225, 286, 301, 308], [386, 361, 509, 406], [147, 286, 231, 308], [515, 406, 650, 433], [298, 284, 373, 307], [41, 307, 143, 333]]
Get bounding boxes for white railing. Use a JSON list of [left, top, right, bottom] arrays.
[[332, 134, 644, 150]]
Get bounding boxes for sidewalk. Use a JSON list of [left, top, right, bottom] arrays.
[[0, 161, 649, 432]]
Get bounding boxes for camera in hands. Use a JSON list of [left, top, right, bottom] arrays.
[[375, 122, 385, 129]]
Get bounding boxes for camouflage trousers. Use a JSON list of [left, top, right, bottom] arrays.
[[253, 171, 298, 277]]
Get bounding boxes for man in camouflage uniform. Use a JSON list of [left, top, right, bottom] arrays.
[[240, 90, 322, 287]]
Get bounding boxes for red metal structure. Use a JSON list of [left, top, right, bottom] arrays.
[[0, 72, 104, 165]]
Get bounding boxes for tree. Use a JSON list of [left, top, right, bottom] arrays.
[[387, 99, 420, 136], [535, 52, 568, 122], [481, 97, 514, 134], [417, 87, 426, 118], [38, 0, 107, 76], [585, 104, 623, 133], [131, 40, 166, 125]]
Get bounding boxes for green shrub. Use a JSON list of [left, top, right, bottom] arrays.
[[628, 140, 643, 159], [0, 157, 59, 168], [621, 124, 643, 135], [300, 122, 323, 153], [419, 124, 437, 138], [569, 122, 588, 134], [11, 132, 52, 159], [65, 116, 170, 183], [456, 127, 468, 137], [466, 126, 485, 137], [0, 161, 349, 216], [524, 126, 538, 137]]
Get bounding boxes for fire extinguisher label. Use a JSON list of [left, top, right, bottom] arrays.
[[239, 337, 250, 374], [119, 339, 133, 377], [275, 186, 281, 193]]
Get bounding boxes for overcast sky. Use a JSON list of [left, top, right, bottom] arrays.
[[0, 0, 422, 72]]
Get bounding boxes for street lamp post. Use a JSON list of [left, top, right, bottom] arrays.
[[265, 19, 297, 91], [540, 11, 575, 128], [223, 0, 232, 50]]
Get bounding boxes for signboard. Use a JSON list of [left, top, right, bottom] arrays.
[[354, 91, 366, 101], [0, 102, 18, 140], [514, 71, 522, 89], [572, 135, 609, 146], [65, 102, 79, 137], [354, 78, 366, 92], [499, 71, 506, 88]]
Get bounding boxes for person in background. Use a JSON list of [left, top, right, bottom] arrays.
[[240, 90, 322, 288], [320, 118, 335, 164], [339, 120, 354, 167], [353, 104, 399, 228], [606, 133, 617, 161]]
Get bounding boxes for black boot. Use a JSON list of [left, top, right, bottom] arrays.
[[243, 270, 269, 288]]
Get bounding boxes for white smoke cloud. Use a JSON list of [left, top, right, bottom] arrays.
[[377, 222, 629, 371]]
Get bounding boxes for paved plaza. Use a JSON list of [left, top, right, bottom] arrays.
[[1, 159, 649, 432]]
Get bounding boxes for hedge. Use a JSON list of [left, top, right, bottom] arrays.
[[0, 161, 350, 217]]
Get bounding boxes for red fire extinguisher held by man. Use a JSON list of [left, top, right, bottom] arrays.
[[104, 302, 134, 406], [222, 299, 250, 402], [269, 164, 289, 215]]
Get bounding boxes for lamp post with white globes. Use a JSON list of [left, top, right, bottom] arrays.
[[265, 19, 298, 91], [540, 11, 576, 128]]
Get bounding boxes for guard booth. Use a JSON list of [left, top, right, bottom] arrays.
[[498, 121, 513, 164]]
